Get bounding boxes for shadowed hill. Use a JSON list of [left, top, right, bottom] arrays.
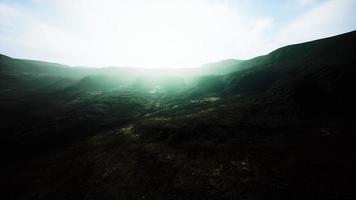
[[225, 30, 356, 75], [0, 54, 97, 78], [1, 30, 356, 200], [221, 30, 356, 95]]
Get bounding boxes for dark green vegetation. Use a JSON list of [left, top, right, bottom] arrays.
[[1, 31, 356, 200]]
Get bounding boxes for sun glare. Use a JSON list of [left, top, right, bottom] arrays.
[[80, 0, 235, 68], [1, 0, 355, 67]]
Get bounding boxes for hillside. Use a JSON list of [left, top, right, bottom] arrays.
[[1, 31, 356, 200]]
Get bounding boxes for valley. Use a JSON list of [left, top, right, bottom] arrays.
[[1, 31, 356, 200]]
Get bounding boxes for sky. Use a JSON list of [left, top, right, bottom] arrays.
[[0, 0, 355, 68]]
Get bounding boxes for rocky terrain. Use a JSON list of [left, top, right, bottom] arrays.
[[1, 31, 356, 200]]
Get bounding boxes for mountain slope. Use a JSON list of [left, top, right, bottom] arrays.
[[231, 30, 356, 73], [220, 30, 356, 95], [1, 30, 356, 200]]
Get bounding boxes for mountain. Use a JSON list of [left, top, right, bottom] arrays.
[[224, 30, 356, 93], [0, 54, 97, 78], [1, 30, 356, 200], [200, 59, 243, 75]]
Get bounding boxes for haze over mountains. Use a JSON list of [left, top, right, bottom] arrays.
[[1, 31, 356, 200]]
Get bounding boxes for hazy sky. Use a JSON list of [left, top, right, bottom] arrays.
[[0, 0, 355, 67]]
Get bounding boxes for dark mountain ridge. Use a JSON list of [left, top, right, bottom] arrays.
[[1, 30, 356, 200]]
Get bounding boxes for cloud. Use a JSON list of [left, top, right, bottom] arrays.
[[299, 0, 316, 8], [0, 0, 275, 67], [276, 0, 356, 45], [0, 0, 355, 67], [0, 3, 23, 36]]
